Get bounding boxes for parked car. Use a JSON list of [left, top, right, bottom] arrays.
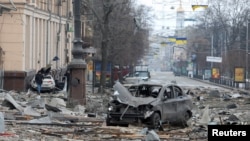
[[123, 71, 151, 84], [106, 81, 193, 129], [134, 71, 151, 80], [30, 74, 56, 92], [173, 71, 181, 76]]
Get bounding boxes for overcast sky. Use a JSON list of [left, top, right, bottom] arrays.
[[136, 0, 208, 36]]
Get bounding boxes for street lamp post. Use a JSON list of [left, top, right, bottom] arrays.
[[67, 0, 87, 105], [246, 20, 249, 89], [211, 34, 214, 68]]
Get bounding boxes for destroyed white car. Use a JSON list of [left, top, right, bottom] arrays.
[[106, 82, 193, 129], [30, 74, 56, 92]]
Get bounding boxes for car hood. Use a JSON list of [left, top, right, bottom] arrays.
[[113, 81, 155, 107]]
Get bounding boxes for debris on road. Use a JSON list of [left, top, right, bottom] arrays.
[[0, 82, 250, 141]]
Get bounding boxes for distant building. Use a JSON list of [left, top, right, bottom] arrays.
[[174, 0, 188, 74], [176, 1, 184, 31], [175, 0, 186, 37]]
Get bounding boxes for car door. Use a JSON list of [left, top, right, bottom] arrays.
[[173, 86, 191, 121], [160, 86, 178, 123]]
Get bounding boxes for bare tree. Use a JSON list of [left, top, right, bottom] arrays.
[[82, 0, 151, 91], [188, 0, 250, 77], [108, 4, 151, 66]]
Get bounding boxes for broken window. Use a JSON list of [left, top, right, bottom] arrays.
[[163, 88, 172, 99], [173, 86, 183, 97], [150, 86, 161, 98], [128, 85, 162, 98]]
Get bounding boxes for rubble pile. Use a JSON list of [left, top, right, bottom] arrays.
[[0, 85, 249, 141]]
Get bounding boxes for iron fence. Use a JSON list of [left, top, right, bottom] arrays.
[[210, 76, 250, 90]]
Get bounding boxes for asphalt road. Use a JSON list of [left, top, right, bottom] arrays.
[[149, 71, 229, 90]]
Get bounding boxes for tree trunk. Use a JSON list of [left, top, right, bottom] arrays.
[[100, 40, 108, 93], [99, 0, 111, 93]]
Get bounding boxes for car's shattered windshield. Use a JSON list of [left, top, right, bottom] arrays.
[[135, 71, 149, 77], [113, 82, 157, 107]]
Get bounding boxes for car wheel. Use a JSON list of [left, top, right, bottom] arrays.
[[106, 115, 116, 126], [150, 112, 161, 129], [106, 117, 128, 127], [51, 88, 56, 94], [106, 116, 111, 126], [106, 118, 112, 126], [182, 111, 192, 127]]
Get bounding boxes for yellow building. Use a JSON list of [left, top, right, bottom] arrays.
[[0, 0, 73, 71]]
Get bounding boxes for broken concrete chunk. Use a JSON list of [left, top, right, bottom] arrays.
[[225, 121, 238, 125], [244, 98, 250, 104], [3, 93, 24, 113], [74, 105, 86, 113], [49, 98, 66, 107], [222, 94, 231, 101], [197, 105, 210, 125], [0, 93, 6, 101], [208, 121, 218, 125], [0, 112, 5, 133], [27, 99, 45, 109], [4, 112, 15, 120], [231, 93, 242, 99], [2, 100, 16, 109], [15, 115, 34, 120], [52, 92, 67, 99], [87, 113, 96, 117], [228, 114, 240, 121], [29, 116, 52, 124], [23, 106, 41, 117], [208, 90, 221, 98], [226, 103, 237, 109], [144, 129, 160, 141], [218, 110, 230, 115], [196, 96, 204, 101], [45, 104, 61, 112], [59, 107, 75, 115], [238, 91, 250, 95]]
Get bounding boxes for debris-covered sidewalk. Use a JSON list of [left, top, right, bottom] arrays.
[[0, 83, 250, 141]]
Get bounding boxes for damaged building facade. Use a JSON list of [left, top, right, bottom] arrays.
[[0, 0, 74, 91]]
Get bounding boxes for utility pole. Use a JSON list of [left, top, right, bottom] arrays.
[[68, 0, 86, 105], [246, 20, 249, 89], [211, 34, 214, 68]]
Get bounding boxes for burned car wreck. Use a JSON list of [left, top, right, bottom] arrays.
[[106, 82, 193, 129]]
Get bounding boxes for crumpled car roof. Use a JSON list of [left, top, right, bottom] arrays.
[[113, 81, 156, 107]]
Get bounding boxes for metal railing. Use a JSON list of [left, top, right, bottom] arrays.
[[194, 75, 250, 90]]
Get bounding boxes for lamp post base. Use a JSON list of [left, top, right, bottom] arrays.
[[68, 62, 87, 106]]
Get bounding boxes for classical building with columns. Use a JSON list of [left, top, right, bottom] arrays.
[[0, 0, 73, 71], [0, 0, 74, 91]]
